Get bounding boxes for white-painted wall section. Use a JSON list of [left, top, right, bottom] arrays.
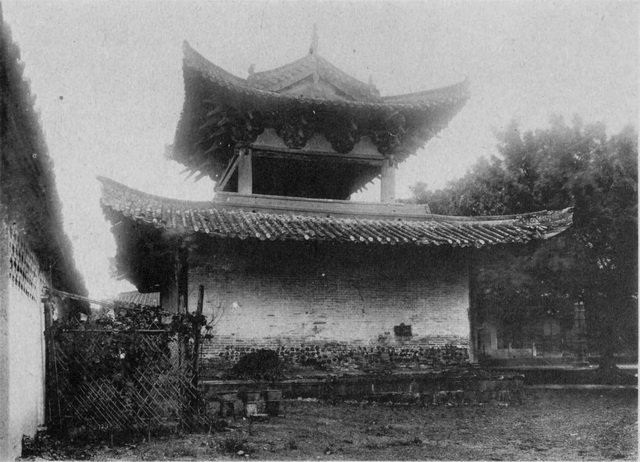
[[0, 224, 47, 460]]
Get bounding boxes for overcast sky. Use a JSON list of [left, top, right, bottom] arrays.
[[3, 0, 638, 298]]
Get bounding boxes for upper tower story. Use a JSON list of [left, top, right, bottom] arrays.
[[169, 28, 469, 202]]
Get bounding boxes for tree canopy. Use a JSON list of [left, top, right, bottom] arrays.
[[411, 117, 638, 361]]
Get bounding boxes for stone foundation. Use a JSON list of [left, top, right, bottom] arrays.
[[201, 341, 469, 378], [200, 369, 526, 415]]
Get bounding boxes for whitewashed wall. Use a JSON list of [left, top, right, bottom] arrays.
[[1, 223, 47, 460]]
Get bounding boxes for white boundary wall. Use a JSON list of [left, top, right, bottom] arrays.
[[0, 223, 47, 460]]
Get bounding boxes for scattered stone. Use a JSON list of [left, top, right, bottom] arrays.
[[250, 413, 270, 422]]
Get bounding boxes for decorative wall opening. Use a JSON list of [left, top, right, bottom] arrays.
[[8, 224, 42, 300], [394, 324, 413, 337]]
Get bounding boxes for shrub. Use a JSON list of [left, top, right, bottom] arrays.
[[229, 349, 284, 381]]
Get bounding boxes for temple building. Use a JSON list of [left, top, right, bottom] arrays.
[[100, 32, 572, 372]]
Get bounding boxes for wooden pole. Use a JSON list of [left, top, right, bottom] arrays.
[[43, 296, 53, 426], [196, 285, 204, 316], [191, 285, 205, 407], [175, 248, 181, 314], [380, 157, 396, 203], [194, 285, 204, 368], [43, 295, 62, 430], [467, 251, 478, 364], [178, 247, 189, 314], [237, 148, 253, 195]]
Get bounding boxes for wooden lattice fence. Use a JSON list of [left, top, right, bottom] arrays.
[[45, 316, 211, 435]]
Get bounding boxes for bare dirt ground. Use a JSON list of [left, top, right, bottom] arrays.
[[24, 388, 637, 461]]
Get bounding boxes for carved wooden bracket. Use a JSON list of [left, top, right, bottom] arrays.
[[371, 111, 407, 156], [230, 112, 265, 144], [199, 105, 265, 146], [274, 115, 314, 149], [323, 119, 360, 154], [325, 129, 361, 154], [371, 130, 401, 155]]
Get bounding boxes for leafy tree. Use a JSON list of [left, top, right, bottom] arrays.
[[411, 117, 638, 369]]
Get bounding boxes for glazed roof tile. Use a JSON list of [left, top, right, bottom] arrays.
[[99, 177, 573, 248]]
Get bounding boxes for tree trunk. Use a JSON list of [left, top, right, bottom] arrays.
[[594, 343, 635, 385], [598, 346, 617, 370]]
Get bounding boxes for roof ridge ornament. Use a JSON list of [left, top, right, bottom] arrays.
[[310, 24, 318, 55], [368, 75, 379, 96]]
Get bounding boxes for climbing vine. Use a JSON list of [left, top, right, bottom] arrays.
[[46, 299, 216, 434], [50, 301, 212, 386]]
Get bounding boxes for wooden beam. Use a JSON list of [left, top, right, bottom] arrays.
[[467, 252, 479, 364], [251, 149, 383, 166], [215, 152, 240, 192], [237, 148, 253, 195], [252, 145, 384, 165], [177, 247, 189, 313], [380, 158, 396, 203], [192, 284, 205, 393]]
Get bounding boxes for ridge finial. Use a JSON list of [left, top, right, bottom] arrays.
[[310, 24, 318, 54]]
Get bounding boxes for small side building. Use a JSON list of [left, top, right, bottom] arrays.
[[0, 8, 86, 460], [115, 290, 161, 308]]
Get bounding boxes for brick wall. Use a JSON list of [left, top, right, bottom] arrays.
[[187, 239, 471, 369]]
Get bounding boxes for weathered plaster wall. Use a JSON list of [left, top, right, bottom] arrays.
[[0, 220, 11, 461], [1, 13, 85, 457], [187, 240, 471, 368], [0, 223, 47, 460]]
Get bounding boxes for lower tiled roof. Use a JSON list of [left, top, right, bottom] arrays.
[[116, 291, 160, 307], [99, 177, 573, 248]]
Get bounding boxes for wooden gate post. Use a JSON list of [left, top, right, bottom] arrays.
[[192, 285, 204, 393], [42, 292, 59, 430]]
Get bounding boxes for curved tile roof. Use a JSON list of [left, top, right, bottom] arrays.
[[183, 42, 470, 111], [99, 177, 573, 249], [246, 52, 381, 101], [116, 291, 160, 307], [173, 43, 470, 184]]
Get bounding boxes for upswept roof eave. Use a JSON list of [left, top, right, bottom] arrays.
[[382, 79, 471, 104], [183, 41, 248, 88], [182, 42, 470, 112], [98, 177, 574, 247], [98, 176, 217, 211]]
